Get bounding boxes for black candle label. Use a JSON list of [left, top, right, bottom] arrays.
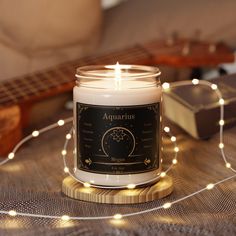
[[76, 102, 160, 175]]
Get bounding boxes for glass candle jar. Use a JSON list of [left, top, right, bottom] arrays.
[[73, 64, 162, 187]]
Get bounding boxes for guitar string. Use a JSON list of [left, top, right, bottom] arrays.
[[0, 48, 149, 104], [0, 40, 208, 104], [0, 40, 225, 105]]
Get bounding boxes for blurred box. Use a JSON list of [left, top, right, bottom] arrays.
[[163, 74, 236, 139]]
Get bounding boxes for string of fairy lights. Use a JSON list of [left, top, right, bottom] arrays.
[[0, 79, 235, 222]]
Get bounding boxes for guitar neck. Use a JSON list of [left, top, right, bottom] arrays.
[[0, 39, 234, 108], [0, 45, 151, 108]]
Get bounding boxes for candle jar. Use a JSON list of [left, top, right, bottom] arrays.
[[73, 64, 162, 187]]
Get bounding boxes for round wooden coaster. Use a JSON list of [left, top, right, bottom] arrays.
[[62, 175, 173, 204]]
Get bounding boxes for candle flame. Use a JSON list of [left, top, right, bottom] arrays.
[[105, 62, 129, 89], [114, 62, 121, 90], [115, 62, 121, 81]]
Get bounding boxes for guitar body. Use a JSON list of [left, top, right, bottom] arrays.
[[0, 105, 22, 156]]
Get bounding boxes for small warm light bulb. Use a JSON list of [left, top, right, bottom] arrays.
[[113, 214, 122, 220], [32, 130, 39, 137], [171, 136, 176, 142], [219, 99, 225, 105], [61, 150, 67, 156], [58, 120, 65, 126], [61, 215, 70, 221], [192, 79, 199, 85], [64, 167, 69, 173], [174, 147, 179, 152], [219, 120, 224, 126], [160, 172, 166, 178], [83, 182, 91, 188], [211, 84, 218, 90], [206, 183, 214, 190], [172, 159, 177, 165], [219, 143, 224, 149], [163, 202, 172, 209], [8, 152, 15, 160], [162, 82, 170, 90], [127, 184, 136, 189], [8, 210, 17, 216], [66, 134, 72, 140], [226, 163, 231, 168], [164, 126, 170, 133]]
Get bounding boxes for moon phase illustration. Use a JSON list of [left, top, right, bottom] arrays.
[[101, 127, 135, 159]]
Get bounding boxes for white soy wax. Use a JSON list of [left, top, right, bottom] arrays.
[[73, 64, 162, 187]]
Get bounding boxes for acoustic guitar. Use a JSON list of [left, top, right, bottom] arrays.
[[0, 38, 234, 156]]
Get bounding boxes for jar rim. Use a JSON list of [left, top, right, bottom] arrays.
[[76, 64, 161, 80]]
